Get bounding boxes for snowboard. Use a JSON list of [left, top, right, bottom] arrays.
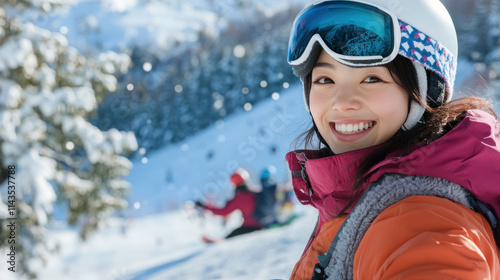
[[266, 213, 301, 229], [201, 235, 223, 244], [201, 213, 301, 243]]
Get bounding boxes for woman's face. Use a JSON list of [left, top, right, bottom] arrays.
[[309, 50, 410, 154]]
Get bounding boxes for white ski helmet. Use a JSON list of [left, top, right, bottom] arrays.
[[288, 0, 458, 130]]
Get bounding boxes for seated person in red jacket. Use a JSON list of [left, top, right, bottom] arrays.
[[196, 168, 262, 238]]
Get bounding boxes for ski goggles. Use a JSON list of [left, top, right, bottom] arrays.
[[288, 1, 401, 67]]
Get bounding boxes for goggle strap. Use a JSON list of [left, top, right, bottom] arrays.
[[398, 21, 456, 94]]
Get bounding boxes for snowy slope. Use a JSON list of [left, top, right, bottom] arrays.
[[123, 82, 310, 217], [34, 206, 317, 280]]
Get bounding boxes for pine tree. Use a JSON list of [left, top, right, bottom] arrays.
[[0, 1, 137, 278]]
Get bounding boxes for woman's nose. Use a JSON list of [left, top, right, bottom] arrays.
[[330, 86, 362, 112]]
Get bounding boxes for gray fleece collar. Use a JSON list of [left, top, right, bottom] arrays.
[[320, 174, 472, 279]]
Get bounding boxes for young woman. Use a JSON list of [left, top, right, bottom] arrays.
[[285, 0, 500, 279]]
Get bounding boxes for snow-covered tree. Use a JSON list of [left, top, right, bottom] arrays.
[[0, 0, 137, 278]]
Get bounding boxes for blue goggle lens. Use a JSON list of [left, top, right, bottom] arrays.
[[288, 1, 396, 64]]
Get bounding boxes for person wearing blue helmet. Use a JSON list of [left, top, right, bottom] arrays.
[[253, 166, 279, 227]]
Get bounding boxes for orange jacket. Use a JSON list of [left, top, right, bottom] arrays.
[[291, 195, 500, 279]]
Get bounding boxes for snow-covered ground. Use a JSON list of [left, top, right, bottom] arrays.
[[34, 206, 316, 280]]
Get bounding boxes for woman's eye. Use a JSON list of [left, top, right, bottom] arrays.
[[364, 76, 381, 83], [314, 77, 333, 84]]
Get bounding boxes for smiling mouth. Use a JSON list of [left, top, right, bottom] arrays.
[[331, 121, 374, 135]]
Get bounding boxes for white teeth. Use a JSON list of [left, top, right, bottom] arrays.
[[335, 121, 373, 135]]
